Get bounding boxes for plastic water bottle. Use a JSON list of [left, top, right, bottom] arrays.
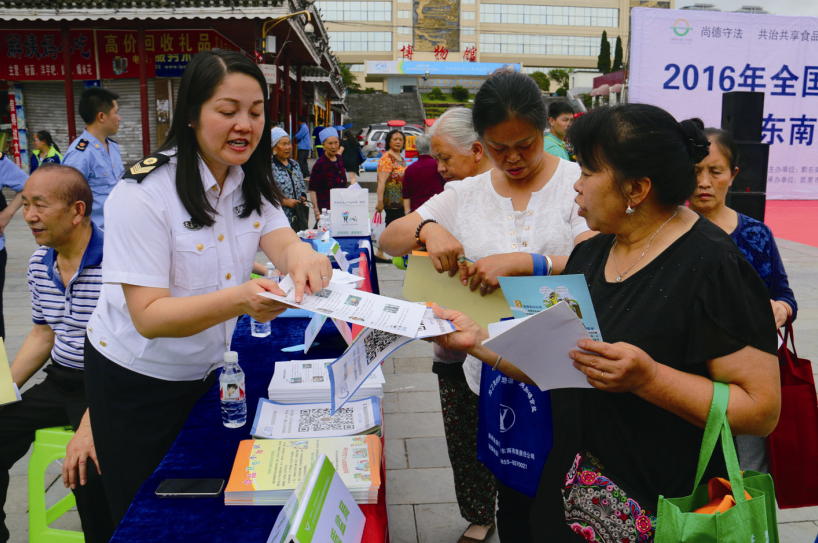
[[250, 263, 279, 337], [220, 351, 246, 428], [318, 208, 329, 232]]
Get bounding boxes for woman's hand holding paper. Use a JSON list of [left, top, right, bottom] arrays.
[[466, 253, 533, 296], [570, 340, 659, 393], [284, 241, 333, 302], [430, 303, 488, 352], [240, 279, 290, 322], [422, 224, 469, 281]]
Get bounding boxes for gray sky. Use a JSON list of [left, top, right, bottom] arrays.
[[678, 0, 818, 16]]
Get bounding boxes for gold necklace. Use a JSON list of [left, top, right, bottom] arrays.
[[611, 210, 679, 283]]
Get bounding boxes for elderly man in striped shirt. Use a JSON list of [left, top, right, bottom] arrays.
[[0, 164, 112, 543]]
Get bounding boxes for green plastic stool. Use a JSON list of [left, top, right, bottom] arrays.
[[28, 426, 85, 542]]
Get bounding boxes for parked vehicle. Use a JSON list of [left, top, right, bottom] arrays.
[[361, 121, 423, 151]]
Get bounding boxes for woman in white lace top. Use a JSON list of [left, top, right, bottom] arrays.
[[379, 67, 594, 542]]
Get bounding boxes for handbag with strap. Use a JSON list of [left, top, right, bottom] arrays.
[[655, 381, 779, 543], [766, 317, 818, 509], [284, 162, 310, 232]]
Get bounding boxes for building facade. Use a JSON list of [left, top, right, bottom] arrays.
[[320, 0, 674, 92]]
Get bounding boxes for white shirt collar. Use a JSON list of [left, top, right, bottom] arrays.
[[197, 155, 244, 199]]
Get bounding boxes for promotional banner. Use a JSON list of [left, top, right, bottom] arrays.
[[630, 8, 818, 199], [1, 29, 97, 80]]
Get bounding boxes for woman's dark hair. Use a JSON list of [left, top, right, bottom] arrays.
[[344, 131, 358, 148], [35, 130, 60, 154], [704, 127, 738, 171], [385, 129, 405, 151], [472, 67, 548, 138], [568, 104, 710, 207], [158, 49, 281, 227]]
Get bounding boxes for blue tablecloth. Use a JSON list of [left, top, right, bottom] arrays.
[[109, 237, 385, 542]]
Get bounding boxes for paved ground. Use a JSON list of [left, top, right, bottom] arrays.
[[4, 171, 818, 542]]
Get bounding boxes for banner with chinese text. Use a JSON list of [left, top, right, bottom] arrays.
[[96, 29, 240, 79], [1, 29, 240, 82], [1, 30, 97, 80], [630, 8, 818, 199]]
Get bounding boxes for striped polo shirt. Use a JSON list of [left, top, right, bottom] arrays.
[[28, 225, 103, 370]]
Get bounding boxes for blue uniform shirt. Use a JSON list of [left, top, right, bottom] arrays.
[[0, 153, 28, 251], [295, 122, 312, 150], [62, 129, 124, 230]]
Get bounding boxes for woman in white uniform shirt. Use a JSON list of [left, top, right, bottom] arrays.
[[84, 50, 332, 525]]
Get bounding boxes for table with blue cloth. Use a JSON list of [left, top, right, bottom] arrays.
[[109, 237, 388, 542]]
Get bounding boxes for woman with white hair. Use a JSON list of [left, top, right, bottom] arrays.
[[309, 127, 347, 225], [430, 107, 492, 182]]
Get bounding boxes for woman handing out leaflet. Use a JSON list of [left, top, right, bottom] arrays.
[[84, 50, 332, 528]]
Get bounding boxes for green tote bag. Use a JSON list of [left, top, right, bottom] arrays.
[[655, 382, 778, 543]]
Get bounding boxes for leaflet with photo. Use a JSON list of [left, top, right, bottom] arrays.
[[260, 274, 426, 338], [327, 306, 456, 413], [498, 275, 602, 341]]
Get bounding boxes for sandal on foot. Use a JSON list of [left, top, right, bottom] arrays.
[[457, 523, 495, 543]]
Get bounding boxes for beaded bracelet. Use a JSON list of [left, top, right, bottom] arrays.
[[415, 218, 438, 249]]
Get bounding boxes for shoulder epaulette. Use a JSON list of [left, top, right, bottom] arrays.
[[124, 153, 170, 183], [75, 139, 89, 152], [0, 153, 4, 161]]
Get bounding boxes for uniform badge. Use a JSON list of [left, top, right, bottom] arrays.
[[75, 139, 89, 152], [183, 218, 204, 231], [124, 153, 170, 183], [234, 204, 246, 216]]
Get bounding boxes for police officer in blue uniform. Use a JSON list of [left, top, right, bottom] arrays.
[[0, 153, 29, 338], [62, 87, 124, 230]]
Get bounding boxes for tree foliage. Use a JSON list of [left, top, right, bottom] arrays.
[[451, 85, 469, 101], [597, 30, 611, 74], [548, 68, 573, 93], [428, 87, 445, 100], [530, 71, 551, 92], [612, 36, 624, 72], [340, 64, 361, 92]]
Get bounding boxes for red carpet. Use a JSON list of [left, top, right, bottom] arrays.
[[765, 201, 818, 248]]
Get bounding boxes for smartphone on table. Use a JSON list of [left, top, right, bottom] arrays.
[[155, 478, 225, 498]]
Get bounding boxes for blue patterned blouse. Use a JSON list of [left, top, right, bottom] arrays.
[[273, 157, 307, 222], [730, 212, 798, 320]]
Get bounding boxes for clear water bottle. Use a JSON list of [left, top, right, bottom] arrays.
[[220, 351, 246, 428], [250, 262, 278, 337], [318, 208, 329, 232]]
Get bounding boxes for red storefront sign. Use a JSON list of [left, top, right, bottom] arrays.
[[1, 30, 97, 80], [0, 29, 239, 81], [96, 29, 240, 79], [7, 91, 21, 167]]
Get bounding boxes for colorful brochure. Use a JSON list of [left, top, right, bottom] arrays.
[[266, 454, 366, 543], [498, 275, 602, 341], [225, 436, 382, 506]]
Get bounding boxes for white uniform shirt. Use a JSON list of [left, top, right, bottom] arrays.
[[87, 152, 289, 381], [416, 159, 589, 393]]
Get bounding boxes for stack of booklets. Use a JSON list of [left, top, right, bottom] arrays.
[[250, 397, 382, 440], [225, 435, 382, 506], [268, 359, 384, 403]]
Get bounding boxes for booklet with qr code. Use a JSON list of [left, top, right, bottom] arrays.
[[250, 397, 382, 440], [225, 436, 382, 506], [266, 453, 366, 543]]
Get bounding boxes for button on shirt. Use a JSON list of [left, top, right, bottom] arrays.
[[29, 225, 104, 370], [62, 129, 125, 231], [87, 152, 290, 381], [0, 153, 29, 251]]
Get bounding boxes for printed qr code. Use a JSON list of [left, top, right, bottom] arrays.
[[299, 407, 355, 432], [364, 329, 401, 365]]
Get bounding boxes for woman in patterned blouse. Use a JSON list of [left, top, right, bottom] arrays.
[[270, 127, 308, 226], [688, 127, 797, 474]]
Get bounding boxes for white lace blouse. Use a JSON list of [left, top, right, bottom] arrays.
[[416, 158, 589, 393]]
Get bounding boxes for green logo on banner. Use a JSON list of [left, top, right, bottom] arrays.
[[671, 19, 692, 37]]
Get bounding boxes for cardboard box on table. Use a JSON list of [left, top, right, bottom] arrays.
[[330, 189, 370, 238]]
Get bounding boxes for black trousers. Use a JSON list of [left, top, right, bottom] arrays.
[[384, 208, 405, 226], [0, 247, 7, 339], [297, 149, 310, 178], [496, 481, 535, 542], [83, 339, 217, 527], [0, 363, 113, 543]]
